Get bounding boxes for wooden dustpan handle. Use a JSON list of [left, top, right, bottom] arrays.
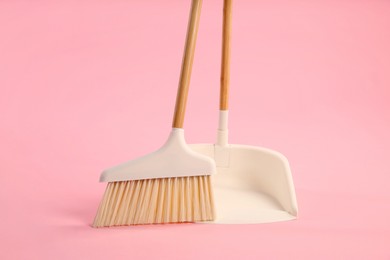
[[220, 0, 232, 110], [172, 0, 203, 128]]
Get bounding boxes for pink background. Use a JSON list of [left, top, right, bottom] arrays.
[[1, 0, 389, 259]]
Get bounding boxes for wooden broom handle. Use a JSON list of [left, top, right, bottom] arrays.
[[220, 0, 232, 110], [172, 0, 203, 128]]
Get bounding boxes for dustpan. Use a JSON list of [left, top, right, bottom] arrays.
[[191, 138, 298, 224], [190, 0, 298, 224]]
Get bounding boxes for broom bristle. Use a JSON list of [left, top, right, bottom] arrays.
[[93, 175, 215, 227]]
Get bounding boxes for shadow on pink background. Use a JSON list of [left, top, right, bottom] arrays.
[[1, 0, 389, 259]]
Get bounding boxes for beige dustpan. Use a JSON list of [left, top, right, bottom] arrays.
[[191, 134, 298, 224], [190, 0, 298, 224]]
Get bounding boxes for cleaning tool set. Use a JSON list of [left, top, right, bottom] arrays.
[[94, 0, 298, 227], [93, 0, 216, 227]]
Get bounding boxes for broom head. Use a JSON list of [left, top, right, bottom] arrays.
[[93, 129, 216, 227]]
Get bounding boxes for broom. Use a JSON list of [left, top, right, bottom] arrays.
[[93, 0, 216, 227]]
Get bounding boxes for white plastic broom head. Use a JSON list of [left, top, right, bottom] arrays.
[[100, 128, 217, 182]]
